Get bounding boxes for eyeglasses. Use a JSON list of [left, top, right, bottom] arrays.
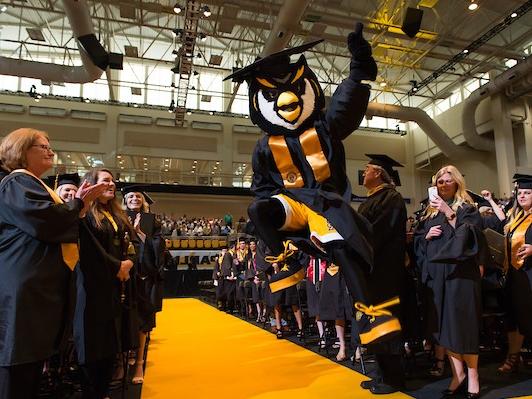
[[31, 144, 54, 152]]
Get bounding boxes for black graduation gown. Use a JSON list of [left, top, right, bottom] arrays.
[[319, 267, 352, 321], [127, 210, 165, 332], [74, 214, 139, 364], [357, 185, 407, 304], [504, 213, 532, 338], [414, 204, 486, 354], [0, 172, 81, 366], [250, 77, 373, 269]]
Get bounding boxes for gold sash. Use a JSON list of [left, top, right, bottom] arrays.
[[12, 169, 79, 271], [508, 210, 531, 270]]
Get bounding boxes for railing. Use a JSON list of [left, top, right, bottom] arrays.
[[50, 165, 253, 187]]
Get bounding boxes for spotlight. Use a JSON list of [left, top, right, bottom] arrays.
[[197, 53, 202, 58], [172, 28, 183, 38], [202, 5, 211, 17], [0, 4, 7, 13], [379, 81, 387, 87], [186, 110, 192, 115], [409, 79, 418, 92], [468, 1, 478, 11], [173, 3, 182, 14], [168, 99, 175, 113], [84, 98, 90, 103], [193, 70, 199, 76], [198, 33, 207, 42], [511, 12, 517, 18], [463, 49, 469, 54], [29, 84, 42, 102]]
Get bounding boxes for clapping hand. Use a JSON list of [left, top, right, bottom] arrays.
[[132, 213, 146, 242], [76, 180, 109, 216]]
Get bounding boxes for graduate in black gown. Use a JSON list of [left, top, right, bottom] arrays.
[[44, 172, 81, 203], [74, 168, 139, 399], [497, 174, 532, 374], [357, 154, 407, 394], [226, 23, 401, 347], [414, 165, 488, 399], [123, 186, 165, 385], [0, 128, 105, 399]]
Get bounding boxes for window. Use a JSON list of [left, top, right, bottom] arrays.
[[435, 98, 450, 115], [119, 62, 145, 103], [146, 65, 173, 106], [82, 79, 110, 101], [0, 75, 19, 91], [51, 82, 81, 97], [230, 81, 249, 115], [199, 71, 223, 111], [367, 116, 387, 129]]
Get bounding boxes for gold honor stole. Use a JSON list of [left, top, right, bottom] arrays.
[[12, 169, 79, 270], [268, 127, 331, 188], [508, 210, 531, 270]]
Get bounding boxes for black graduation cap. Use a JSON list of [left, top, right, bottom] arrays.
[[466, 190, 491, 209], [513, 173, 532, 189], [121, 185, 154, 205], [223, 39, 323, 83], [365, 154, 403, 186], [44, 173, 81, 190], [237, 237, 248, 243]]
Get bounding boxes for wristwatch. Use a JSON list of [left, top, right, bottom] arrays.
[[446, 212, 456, 221]]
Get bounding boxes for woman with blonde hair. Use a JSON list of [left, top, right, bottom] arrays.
[[0, 128, 106, 398], [415, 165, 488, 399], [74, 168, 139, 399]]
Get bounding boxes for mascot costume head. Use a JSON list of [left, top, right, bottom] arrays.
[[225, 40, 325, 137]]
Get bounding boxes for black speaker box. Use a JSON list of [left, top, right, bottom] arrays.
[[401, 7, 424, 38], [77, 34, 108, 70], [108, 53, 123, 70]]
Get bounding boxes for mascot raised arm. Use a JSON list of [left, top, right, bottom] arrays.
[[225, 23, 400, 345]]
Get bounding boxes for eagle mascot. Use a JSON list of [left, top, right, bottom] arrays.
[[225, 23, 400, 345]]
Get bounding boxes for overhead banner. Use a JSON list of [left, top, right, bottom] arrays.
[[169, 249, 221, 270]]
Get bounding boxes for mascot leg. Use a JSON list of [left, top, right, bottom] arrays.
[[326, 242, 401, 345], [248, 199, 305, 292]]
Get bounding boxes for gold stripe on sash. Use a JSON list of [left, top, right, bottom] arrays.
[[509, 211, 531, 270], [12, 169, 79, 271], [299, 128, 331, 183], [268, 135, 304, 188]]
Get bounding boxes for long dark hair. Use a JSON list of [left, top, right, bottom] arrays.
[[83, 168, 131, 231]]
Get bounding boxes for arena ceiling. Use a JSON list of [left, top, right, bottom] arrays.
[[0, 0, 530, 106], [0, 0, 530, 181]]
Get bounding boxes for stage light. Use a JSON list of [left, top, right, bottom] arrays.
[[168, 99, 175, 113], [0, 4, 7, 13], [198, 33, 207, 42], [172, 28, 183, 38], [468, 1, 478, 11], [202, 6, 211, 17], [173, 3, 182, 14]]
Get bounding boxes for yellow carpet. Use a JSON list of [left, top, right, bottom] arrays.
[[142, 298, 411, 399]]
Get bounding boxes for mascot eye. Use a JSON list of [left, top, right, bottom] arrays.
[[263, 89, 278, 102]]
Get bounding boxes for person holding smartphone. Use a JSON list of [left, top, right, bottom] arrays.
[[414, 165, 488, 399]]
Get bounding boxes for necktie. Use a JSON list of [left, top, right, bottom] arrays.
[[13, 169, 79, 270]]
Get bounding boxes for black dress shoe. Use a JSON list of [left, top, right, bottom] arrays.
[[360, 379, 377, 390], [370, 382, 401, 395], [441, 378, 466, 398]]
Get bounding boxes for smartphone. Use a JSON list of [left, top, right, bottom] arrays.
[[428, 186, 438, 201]]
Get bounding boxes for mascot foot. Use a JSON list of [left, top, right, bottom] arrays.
[[269, 264, 305, 293], [355, 297, 401, 345]]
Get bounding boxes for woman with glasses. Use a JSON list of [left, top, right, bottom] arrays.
[[0, 128, 106, 399], [415, 165, 488, 399]]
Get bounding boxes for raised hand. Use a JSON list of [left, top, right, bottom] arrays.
[[347, 22, 377, 81], [76, 180, 109, 216]]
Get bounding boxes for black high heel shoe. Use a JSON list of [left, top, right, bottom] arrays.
[[465, 392, 480, 399], [441, 377, 466, 398], [276, 329, 284, 339]]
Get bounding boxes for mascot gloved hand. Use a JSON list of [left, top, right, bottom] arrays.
[[224, 23, 402, 346], [348, 23, 378, 82]]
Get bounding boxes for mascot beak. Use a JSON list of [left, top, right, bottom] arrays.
[[276, 91, 301, 123]]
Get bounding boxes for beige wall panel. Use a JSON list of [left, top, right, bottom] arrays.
[[123, 131, 217, 152], [236, 139, 258, 155], [343, 133, 407, 163], [0, 119, 100, 143]]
